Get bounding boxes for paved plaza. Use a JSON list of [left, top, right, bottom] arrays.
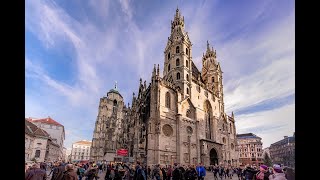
[[46, 169, 241, 180]]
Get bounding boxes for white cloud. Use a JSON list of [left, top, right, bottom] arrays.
[[236, 103, 295, 148], [224, 54, 295, 113], [119, 0, 133, 20]]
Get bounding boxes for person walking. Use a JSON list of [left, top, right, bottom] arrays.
[[62, 164, 78, 180], [172, 163, 182, 180], [255, 165, 270, 180], [196, 163, 206, 180], [52, 162, 66, 180], [25, 163, 47, 180], [76, 164, 85, 180], [268, 165, 287, 180]]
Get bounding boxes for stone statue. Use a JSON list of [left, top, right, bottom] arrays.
[[203, 141, 208, 154]]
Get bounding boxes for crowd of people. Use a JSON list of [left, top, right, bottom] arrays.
[[207, 164, 294, 180], [25, 160, 294, 180]]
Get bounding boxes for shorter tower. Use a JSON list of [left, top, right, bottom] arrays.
[[90, 83, 128, 162]]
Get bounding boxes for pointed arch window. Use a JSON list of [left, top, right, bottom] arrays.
[[176, 58, 180, 66], [168, 64, 171, 72], [186, 60, 189, 68], [168, 52, 170, 60], [113, 100, 118, 113], [165, 92, 171, 109], [186, 74, 189, 81], [177, 72, 180, 80], [212, 77, 215, 83], [186, 48, 189, 55], [176, 46, 180, 53], [186, 88, 189, 95]]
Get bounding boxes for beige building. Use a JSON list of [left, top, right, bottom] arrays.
[[27, 117, 65, 160], [25, 120, 36, 161], [25, 119, 61, 162], [71, 140, 91, 162], [237, 133, 263, 166], [91, 8, 239, 167]]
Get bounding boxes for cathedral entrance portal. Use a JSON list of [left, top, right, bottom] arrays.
[[210, 148, 218, 165]]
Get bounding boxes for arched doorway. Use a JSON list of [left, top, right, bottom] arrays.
[[210, 148, 218, 165]]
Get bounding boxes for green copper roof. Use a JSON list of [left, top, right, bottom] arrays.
[[107, 81, 122, 97], [109, 88, 120, 94]]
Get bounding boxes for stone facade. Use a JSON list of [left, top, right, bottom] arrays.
[[27, 117, 65, 160], [237, 133, 263, 166], [45, 139, 60, 162], [90, 87, 130, 162], [25, 133, 35, 161], [269, 133, 295, 168], [90, 8, 239, 167]]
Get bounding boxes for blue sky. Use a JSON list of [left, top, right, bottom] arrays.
[[25, 0, 295, 151]]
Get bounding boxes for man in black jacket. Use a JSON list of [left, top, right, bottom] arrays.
[[243, 166, 258, 180]]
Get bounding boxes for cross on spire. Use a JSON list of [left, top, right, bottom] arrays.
[[114, 81, 118, 90]]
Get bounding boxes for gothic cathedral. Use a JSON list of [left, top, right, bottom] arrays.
[[90, 8, 239, 167]]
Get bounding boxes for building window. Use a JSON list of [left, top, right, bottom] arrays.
[[37, 143, 42, 145], [230, 123, 232, 134], [186, 88, 189, 95], [186, 110, 191, 118], [186, 60, 189, 68], [168, 64, 171, 71], [186, 48, 189, 55], [176, 46, 180, 53], [177, 72, 180, 80], [168, 52, 170, 60], [222, 137, 226, 143], [252, 149, 254, 152], [35, 150, 41, 158], [176, 58, 180, 66], [245, 154, 247, 157], [165, 92, 171, 108], [212, 77, 215, 83], [186, 74, 189, 81]]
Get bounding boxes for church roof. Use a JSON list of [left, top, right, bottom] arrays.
[[237, 133, 261, 139], [25, 119, 50, 138], [108, 88, 123, 97], [191, 61, 204, 83], [27, 117, 63, 127], [74, 140, 92, 145]]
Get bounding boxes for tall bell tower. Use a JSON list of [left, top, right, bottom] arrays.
[[163, 8, 193, 98]]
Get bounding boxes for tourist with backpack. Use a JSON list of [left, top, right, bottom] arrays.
[[172, 163, 182, 180], [77, 164, 85, 180], [134, 161, 146, 180], [152, 164, 161, 180]]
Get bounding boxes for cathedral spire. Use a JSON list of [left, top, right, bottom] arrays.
[[157, 64, 160, 75], [207, 40, 210, 51], [171, 7, 184, 31]]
